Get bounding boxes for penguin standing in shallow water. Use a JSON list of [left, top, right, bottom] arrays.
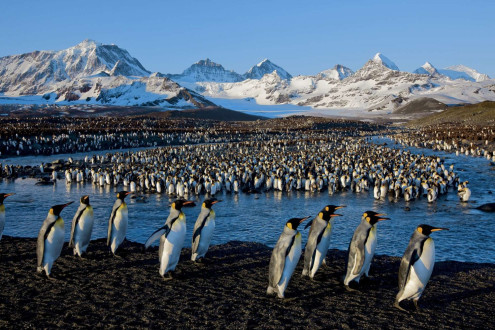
[[395, 224, 449, 311], [0, 193, 15, 241], [267, 216, 310, 298], [343, 211, 389, 289], [144, 199, 195, 280], [36, 202, 74, 278], [191, 199, 221, 262], [69, 195, 94, 257], [107, 191, 131, 255], [302, 205, 345, 279]]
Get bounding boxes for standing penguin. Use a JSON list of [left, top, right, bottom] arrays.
[[0, 193, 15, 241], [191, 199, 222, 262], [144, 199, 195, 280], [302, 205, 345, 279], [395, 224, 449, 311], [267, 216, 310, 298], [69, 195, 94, 257], [36, 201, 74, 278], [107, 191, 131, 255], [343, 211, 389, 289]]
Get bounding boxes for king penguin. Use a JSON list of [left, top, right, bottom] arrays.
[[69, 195, 94, 257], [302, 205, 345, 279], [191, 198, 222, 262], [144, 199, 195, 280], [36, 201, 74, 278], [394, 224, 449, 311], [107, 191, 131, 255], [0, 193, 15, 241], [343, 211, 389, 289], [267, 216, 310, 298]]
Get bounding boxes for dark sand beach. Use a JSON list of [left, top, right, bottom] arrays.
[[0, 236, 494, 328]]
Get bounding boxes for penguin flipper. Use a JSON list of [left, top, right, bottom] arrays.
[[144, 225, 170, 250], [352, 229, 370, 275], [36, 221, 55, 270], [269, 235, 295, 286], [107, 200, 122, 246], [69, 205, 86, 248], [399, 248, 420, 291]]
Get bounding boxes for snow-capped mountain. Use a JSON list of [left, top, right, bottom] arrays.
[[0, 41, 214, 108], [372, 53, 400, 71], [439, 65, 491, 82], [316, 64, 354, 80], [413, 62, 440, 76], [243, 59, 292, 80], [165, 58, 243, 83]]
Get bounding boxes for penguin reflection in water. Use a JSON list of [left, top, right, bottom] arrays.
[[267, 216, 311, 298], [107, 191, 131, 256], [36, 202, 74, 278], [191, 199, 221, 262], [343, 211, 389, 290], [69, 195, 94, 257], [302, 205, 345, 279], [145, 199, 195, 280], [395, 224, 449, 311]]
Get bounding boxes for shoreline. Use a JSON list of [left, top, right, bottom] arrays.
[[1, 237, 494, 328]]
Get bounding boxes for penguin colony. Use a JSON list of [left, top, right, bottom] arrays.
[[0, 193, 449, 312]]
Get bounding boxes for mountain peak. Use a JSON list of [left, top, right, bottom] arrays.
[[440, 65, 490, 82], [317, 64, 354, 80], [75, 39, 102, 48], [372, 53, 400, 71], [244, 59, 291, 80], [194, 58, 223, 68], [413, 61, 439, 76]]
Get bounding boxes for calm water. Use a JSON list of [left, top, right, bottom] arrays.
[[1, 138, 494, 263]]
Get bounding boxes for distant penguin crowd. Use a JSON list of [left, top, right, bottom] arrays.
[[1, 191, 449, 312]]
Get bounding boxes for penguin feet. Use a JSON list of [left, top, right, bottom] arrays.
[[162, 272, 174, 281], [393, 301, 408, 312], [413, 299, 422, 312], [344, 285, 358, 293]]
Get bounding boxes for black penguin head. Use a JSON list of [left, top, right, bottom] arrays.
[[286, 216, 311, 230], [0, 193, 15, 204], [203, 199, 221, 209], [116, 191, 131, 200], [49, 201, 74, 216], [172, 199, 195, 210], [363, 211, 390, 225], [319, 205, 345, 221], [80, 195, 90, 205], [417, 224, 449, 236]]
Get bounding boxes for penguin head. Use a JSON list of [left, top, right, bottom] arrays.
[[116, 191, 131, 200], [319, 205, 345, 221], [286, 216, 311, 230], [417, 224, 449, 236], [49, 201, 74, 216], [172, 199, 195, 210], [202, 199, 221, 209], [363, 211, 390, 225], [0, 193, 15, 204], [80, 195, 90, 205]]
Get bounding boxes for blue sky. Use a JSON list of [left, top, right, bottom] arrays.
[[1, 0, 494, 77]]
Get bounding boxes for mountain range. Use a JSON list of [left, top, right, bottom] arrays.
[[1, 39, 494, 116]]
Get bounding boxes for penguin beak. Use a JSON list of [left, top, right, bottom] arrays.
[[183, 201, 196, 207], [431, 227, 449, 232], [125, 192, 132, 196], [211, 200, 222, 205], [299, 216, 311, 224], [377, 217, 390, 222], [62, 201, 74, 209], [335, 205, 346, 210], [4, 193, 15, 198], [330, 214, 342, 218]]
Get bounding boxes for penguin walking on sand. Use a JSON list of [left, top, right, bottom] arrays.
[[69, 195, 94, 257], [395, 224, 449, 311], [343, 211, 389, 289], [107, 191, 131, 255], [144, 199, 195, 280], [302, 205, 345, 279], [191, 199, 222, 262], [0, 193, 15, 241], [267, 216, 310, 298], [36, 202, 74, 278]]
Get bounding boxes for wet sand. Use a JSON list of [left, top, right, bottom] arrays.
[[0, 236, 494, 328]]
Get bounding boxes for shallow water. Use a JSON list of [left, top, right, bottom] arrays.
[[1, 138, 494, 263]]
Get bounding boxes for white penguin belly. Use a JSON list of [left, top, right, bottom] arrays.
[[363, 227, 377, 277], [310, 225, 333, 277], [160, 220, 186, 275], [111, 206, 128, 253], [196, 220, 215, 259], [44, 224, 65, 274], [74, 208, 94, 255], [400, 238, 435, 301], [277, 234, 302, 297]]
